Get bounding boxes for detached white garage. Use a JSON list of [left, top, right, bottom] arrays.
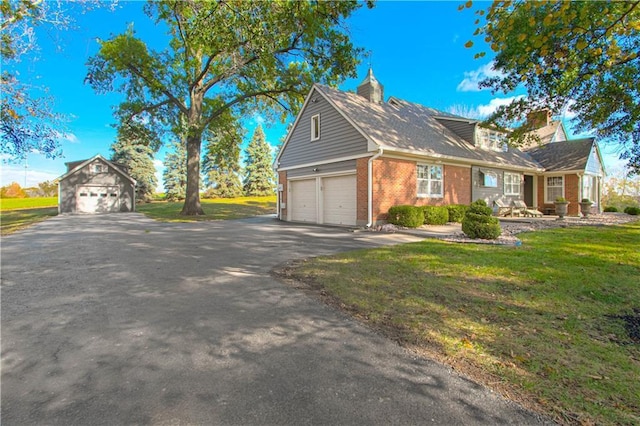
[[288, 174, 357, 226], [58, 155, 136, 214]]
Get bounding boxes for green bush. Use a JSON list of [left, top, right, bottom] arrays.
[[422, 205, 449, 225], [603, 206, 618, 212], [387, 205, 424, 228], [447, 204, 469, 223], [624, 206, 640, 215], [462, 200, 502, 239]]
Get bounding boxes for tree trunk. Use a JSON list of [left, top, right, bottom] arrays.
[[181, 132, 205, 215]]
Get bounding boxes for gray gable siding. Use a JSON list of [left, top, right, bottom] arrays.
[[59, 159, 135, 213], [586, 148, 604, 175], [435, 118, 475, 145], [278, 90, 369, 169]]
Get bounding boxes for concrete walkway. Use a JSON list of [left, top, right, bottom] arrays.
[[1, 214, 551, 425]]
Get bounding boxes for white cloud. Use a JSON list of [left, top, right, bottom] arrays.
[[457, 62, 504, 92], [53, 131, 79, 144], [1, 165, 59, 187], [153, 159, 164, 192], [476, 96, 523, 118], [561, 100, 578, 120]]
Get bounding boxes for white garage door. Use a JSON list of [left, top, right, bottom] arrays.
[[77, 186, 120, 213], [290, 179, 317, 223], [323, 175, 357, 226]]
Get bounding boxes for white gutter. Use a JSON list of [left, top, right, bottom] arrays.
[[366, 147, 384, 228]]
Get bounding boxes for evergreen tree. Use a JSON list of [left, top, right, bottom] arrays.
[[111, 123, 158, 202], [243, 125, 275, 196], [163, 138, 187, 201], [202, 123, 244, 199]]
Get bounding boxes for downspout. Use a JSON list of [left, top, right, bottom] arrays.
[[366, 147, 384, 228]]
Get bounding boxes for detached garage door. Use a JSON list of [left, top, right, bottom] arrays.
[[290, 179, 317, 223], [77, 186, 120, 213], [322, 175, 356, 226]]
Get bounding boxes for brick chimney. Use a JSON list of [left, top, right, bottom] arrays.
[[357, 68, 384, 104]]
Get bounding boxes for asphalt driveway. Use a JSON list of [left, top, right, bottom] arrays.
[[1, 214, 550, 425]]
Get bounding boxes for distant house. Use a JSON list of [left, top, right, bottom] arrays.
[[274, 70, 606, 226], [58, 154, 136, 214]]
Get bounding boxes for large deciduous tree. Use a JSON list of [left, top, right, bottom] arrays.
[[465, 1, 640, 172], [243, 124, 275, 196], [85, 0, 369, 215]]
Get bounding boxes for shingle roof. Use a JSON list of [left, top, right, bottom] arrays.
[[526, 138, 594, 171], [315, 84, 542, 170]]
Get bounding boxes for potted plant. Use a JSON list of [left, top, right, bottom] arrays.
[[579, 198, 593, 217], [554, 196, 570, 219]]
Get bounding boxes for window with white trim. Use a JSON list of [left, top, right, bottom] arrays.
[[504, 172, 521, 196], [311, 114, 320, 141], [417, 164, 443, 198], [545, 176, 564, 203], [477, 128, 508, 151]]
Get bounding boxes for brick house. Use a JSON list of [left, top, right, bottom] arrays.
[[274, 70, 605, 226]]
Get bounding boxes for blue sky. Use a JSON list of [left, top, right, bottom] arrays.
[[1, 1, 627, 190]]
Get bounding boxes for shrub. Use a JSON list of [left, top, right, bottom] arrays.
[[422, 206, 449, 225], [462, 200, 502, 239], [624, 206, 640, 215], [447, 204, 469, 223], [603, 206, 618, 212], [387, 205, 424, 228]]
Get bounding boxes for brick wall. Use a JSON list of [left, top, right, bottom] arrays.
[[538, 173, 580, 216], [371, 157, 472, 222], [356, 158, 369, 223]]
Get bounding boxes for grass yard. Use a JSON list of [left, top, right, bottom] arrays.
[[136, 195, 277, 221], [279, 222, 640, 425], [0, 207, 58, 235], [0, 196, 58, 210]]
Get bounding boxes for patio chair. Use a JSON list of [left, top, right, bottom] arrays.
[[513, 200, 543, 217], [494, 199, 514, 217]]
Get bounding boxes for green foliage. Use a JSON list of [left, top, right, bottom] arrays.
[[447, 204, 469, 223], [111, 122, 158, 202], [422, 205, 449, 225], [462, 199, 501, 239], [0, 197, 57, 210], [624, 206, 640, 215], [387, 205, 424, 228], [243, 125, 275, 196], [467, 1, 640, 173], [162, 139, 187, 201], [604, 206, 619, 212], [202, 121, 244, 198], [85, 0, 370, 214], [37, 180, 58, 197]]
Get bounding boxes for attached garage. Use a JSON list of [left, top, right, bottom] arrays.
[[288, 174, 357, 226]]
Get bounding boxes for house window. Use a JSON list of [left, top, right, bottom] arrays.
[[582, 175, 596, 202], [545, 176, 564, 203], [477, 128, 507, 151], [417, 164, 443, 198], [480, 170, 498, 187], [311, 114, 320, 141], [504, 172, 521, 196], [91, 163, 106, 174]]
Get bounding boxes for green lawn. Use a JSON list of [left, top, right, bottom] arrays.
[[278, 222, 640, 425], [0, 207, 58, 235], [0, 196, 58, 210], [136, 195, 277, 221]]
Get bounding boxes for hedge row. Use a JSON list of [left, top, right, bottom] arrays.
[[386, 204, 470, 228]]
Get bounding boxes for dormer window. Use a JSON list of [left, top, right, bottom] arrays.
[[311, 114, 320, 141], [477, 128, 507, 151], [91, 163, 106, 174]]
